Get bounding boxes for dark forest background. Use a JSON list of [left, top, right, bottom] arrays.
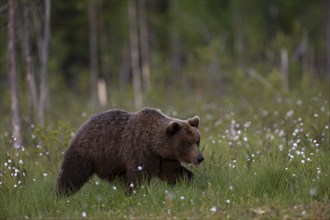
[[0, 0, 329, 147]]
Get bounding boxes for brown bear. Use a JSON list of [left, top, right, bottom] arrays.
[[56, 107, 203, 196]]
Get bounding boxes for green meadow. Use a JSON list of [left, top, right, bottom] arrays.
[[1, 82, 329, 219]]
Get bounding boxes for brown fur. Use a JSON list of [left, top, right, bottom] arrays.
[[56, 107, 203, 196]]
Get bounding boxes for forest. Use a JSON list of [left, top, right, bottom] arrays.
[[0, 0, 329, 219]]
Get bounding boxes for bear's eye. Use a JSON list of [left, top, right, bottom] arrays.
[[183, 142, 192, 148]]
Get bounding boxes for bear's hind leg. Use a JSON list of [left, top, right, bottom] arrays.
[[56, 154, 93, 197]]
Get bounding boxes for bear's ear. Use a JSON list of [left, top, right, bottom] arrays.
[[188, 116, 200, 128], [166, 121, 182, 135]]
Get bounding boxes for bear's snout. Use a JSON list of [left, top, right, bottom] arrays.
[[191, 151, 204, 165], [197, 155, 204, 164], [193, 154, 204, 165]]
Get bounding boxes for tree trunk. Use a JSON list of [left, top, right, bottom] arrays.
[[301, 30, 309, 76], [88, 0, 99, 107], [119, 45, 131, 88], [280, 49, 289, 91], [7, 0, 22, 148], [22, 0, 38, 124], [233, 0, 244, 69], [169, 30, 180, 81], [98, 2, 109, 106], [138, 0, 151, 90], [38, 0, 51, 125], [169, 0, 181, 83], [327, 0, 330, 80], [309, 46, 315, 79], [97, 79, 107, 108], [128, 0, 143, 109]]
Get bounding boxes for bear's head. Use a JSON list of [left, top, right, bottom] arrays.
[[165, 116, 204, 165]]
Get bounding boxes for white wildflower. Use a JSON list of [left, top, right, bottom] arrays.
[[309, 187, 317, 196], [289, 154, 294, 161], [286, 110, 294, 118], [210, 206, 217, 213], [278, 145, 283, 151]]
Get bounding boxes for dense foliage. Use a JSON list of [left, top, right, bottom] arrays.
[[0, 0, 328, 101]]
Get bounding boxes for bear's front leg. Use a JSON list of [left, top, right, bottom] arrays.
[[159, 159, 193, 185], [56, 152, 94, 197], [126, 169, 150, 194]]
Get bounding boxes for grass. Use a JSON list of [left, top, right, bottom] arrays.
[[0, 83, 329, 219]]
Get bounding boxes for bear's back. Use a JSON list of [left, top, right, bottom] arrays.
[[133, 107, 170, 126], [70, 109, 131, 152]]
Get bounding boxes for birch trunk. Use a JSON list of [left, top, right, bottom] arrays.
[[128, 0, 143, 109], [233, 1, 244, 69], [7, 0, 22, 148], [88, 0, 99, 106], [281, 49, 289, 91], [22, 0, 38, 124], [119, 45, 130, 88], [327, 0, 330, 80], [38, 0, 51, 125], [98, 2, 109, 106], [169, 0, 181, 80], [138, 0, 151, 90]]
